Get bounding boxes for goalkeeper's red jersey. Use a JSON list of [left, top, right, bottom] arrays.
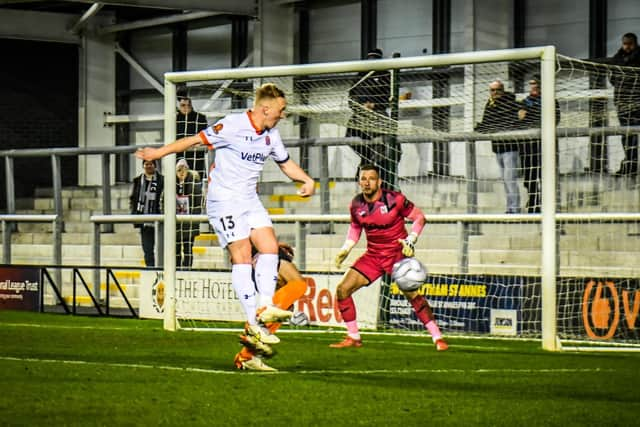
[[349, 189, 413, 256]]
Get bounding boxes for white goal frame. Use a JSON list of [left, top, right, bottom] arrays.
[[161, 46, 560, 349]]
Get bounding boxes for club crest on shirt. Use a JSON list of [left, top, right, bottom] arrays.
[[213, 123, 223, 134], [265, 135, 271, 145], [380, 205, 388, 214]]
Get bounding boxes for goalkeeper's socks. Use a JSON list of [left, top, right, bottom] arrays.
[[346, 320, 361, 340], [337, 297, 360, 339], [232, 263, 257, 324], [337, 296, 357, 322], [426, 321, 443, 342], [409, 295, 434, 324], [409, 295, 443, 340]]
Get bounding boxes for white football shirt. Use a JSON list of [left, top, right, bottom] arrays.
[[198, 111, 290, 201]]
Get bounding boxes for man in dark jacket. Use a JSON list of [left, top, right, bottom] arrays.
[[518, 75, 561, 213], [609, 32, 640, 176], [345, 48, 396, 188], [177, 95, 208, 177], [130, 160, 164, 267], [476, 79, 522, 213]]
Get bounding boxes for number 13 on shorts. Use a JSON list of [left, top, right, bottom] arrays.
[[218, 215, 236, 240]]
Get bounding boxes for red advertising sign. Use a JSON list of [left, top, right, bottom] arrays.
[[0, 267, 40, 311]]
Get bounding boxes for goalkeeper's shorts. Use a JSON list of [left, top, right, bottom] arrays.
[[352, 250, 403, 284]]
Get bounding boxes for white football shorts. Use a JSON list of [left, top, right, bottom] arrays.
[[206, 196, 273, 248]]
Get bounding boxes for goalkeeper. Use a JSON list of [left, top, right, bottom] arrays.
[[332, 164, 447, 351], [234, 242, 308, 371]]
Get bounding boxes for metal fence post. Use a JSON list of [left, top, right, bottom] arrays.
[[319, 144, 332, 234], [92, 221, 101, 299], [4, 157, 15, 232], [51, 155, 63, 288], [294, 220, 307, 271], [2, 220, 10, 264], [101, 153, 113, 233]]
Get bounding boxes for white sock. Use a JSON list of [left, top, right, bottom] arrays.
[[254, 253, 279, 307], [232, 263, 257, 325]]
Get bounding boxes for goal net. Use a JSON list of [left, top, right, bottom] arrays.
[[160, 47, 640, 351]]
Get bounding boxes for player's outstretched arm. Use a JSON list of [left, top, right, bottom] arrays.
[[277, 159, 315, 197], [136, 134, 203, 161]]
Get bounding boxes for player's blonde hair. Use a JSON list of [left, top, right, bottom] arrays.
[[255, 83, 285, 104]]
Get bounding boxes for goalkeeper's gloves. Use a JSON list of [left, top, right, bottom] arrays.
[[398, 232, 418, 257], [334, 240, 356, 268]]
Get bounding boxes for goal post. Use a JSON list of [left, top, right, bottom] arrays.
[[162, 79, 177, 332], [540, 46, 557, 351], [157, 46, 640, 351]]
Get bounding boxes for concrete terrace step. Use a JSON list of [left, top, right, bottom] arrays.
[[8, 231, 140, 245], [9, 243, 144, 262], [62, 295, 139, 309], [35, 185, 132, 199]]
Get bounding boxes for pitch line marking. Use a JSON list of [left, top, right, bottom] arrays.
[[1, 322, 141, 331], [0, 356, 617, 376]]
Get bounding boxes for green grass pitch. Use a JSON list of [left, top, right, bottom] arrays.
[[0, 310, 638, 426]]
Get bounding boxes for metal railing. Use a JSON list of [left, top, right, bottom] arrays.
[[90, 211, 640, 275], [1, 145, 162, 235], [1, 214, 61, 287], [1, 214, 59, 264]]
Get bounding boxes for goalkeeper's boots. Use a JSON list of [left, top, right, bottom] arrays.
[[329, 336, 362, 348], [435, 338, 449, 351], [257, 305, 293, 324], [239, 333, 275, 358], [234, 354, 276, 372], [245, 323, 280, 345]]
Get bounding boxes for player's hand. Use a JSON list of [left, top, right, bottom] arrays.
[[334, 249, 350, 269], [297, 180, 316, 197], [398, 232, 418, 257], [135, 147, 160, 161]]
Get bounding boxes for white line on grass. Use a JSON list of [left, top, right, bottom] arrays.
[[0, 355, 617, 376], [2, 323, 140, 331], [6, 323, 638, 352], [1, 322, 508, 350]]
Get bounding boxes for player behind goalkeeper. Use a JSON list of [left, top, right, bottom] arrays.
[[234, 242, 308, 371], [332, 164, 447, 351]]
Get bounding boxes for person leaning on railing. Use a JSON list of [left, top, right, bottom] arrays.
[[475, 79, 522, 214]]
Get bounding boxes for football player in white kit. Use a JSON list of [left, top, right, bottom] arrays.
[[137, 84, 315, 368]]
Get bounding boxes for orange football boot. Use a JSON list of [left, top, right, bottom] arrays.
[[329, 336, 362, 348]]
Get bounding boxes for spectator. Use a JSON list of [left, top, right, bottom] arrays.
[[177, 95, 209, 176], [346, 48, 398, 188], [609, 32, 640, 176], [476, 79, 522, 213], [175, 158, 203, 268], [518, 75, 561, 213], [129, 159, 164, 267]]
